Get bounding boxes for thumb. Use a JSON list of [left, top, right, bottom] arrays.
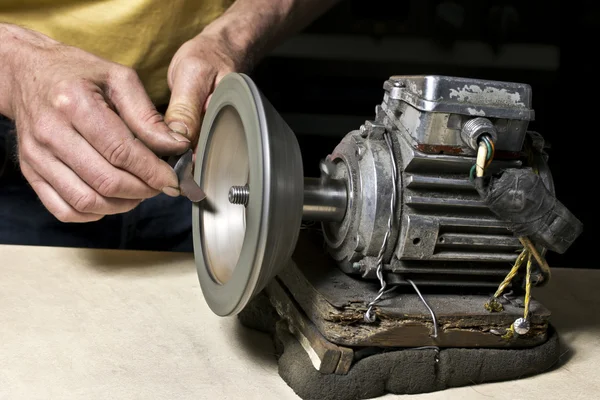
[[165, 60, 215, 144]]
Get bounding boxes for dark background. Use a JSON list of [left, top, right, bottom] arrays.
[[249, 0, 595, 269]]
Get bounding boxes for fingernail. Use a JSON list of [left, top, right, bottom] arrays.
[[168, 122, 190, 142], [162, 186, 181, 197], [169, 132, 190, 143]]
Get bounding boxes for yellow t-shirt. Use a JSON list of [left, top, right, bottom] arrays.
[[0, 0, 234, 105]]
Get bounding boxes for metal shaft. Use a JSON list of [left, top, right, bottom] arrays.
[[302, 177, 347, 222], [228, 177, 348, 223]]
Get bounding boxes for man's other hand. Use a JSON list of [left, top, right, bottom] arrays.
[[163, 0, 340, 146], [164, 33, 247, 145], [2, 25, 190, 223]]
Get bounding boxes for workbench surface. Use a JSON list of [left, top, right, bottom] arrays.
[[0, 244, 598, 400]]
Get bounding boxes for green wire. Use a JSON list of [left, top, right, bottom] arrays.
[[482, 135, 493, 161], [470, 135, 493, 181]]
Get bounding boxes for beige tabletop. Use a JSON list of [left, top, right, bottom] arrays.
[[0, 244, 598, 400]]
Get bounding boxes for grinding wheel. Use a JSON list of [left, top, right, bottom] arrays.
[[192, 73, 304, 317]]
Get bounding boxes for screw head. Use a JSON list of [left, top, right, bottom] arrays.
[[514, 317, 530, 335], [359, 124, 368, 138], [364, 311, 376, 323]]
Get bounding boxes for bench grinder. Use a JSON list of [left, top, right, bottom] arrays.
[[187, 72, 583, 397]]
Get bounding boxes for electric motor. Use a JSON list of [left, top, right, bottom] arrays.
[[191, 73, 582, 316]]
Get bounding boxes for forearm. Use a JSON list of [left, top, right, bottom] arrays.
[[201, 0, 340, 68], [0, 23, 57, 119], [0, 23, 21, 118]]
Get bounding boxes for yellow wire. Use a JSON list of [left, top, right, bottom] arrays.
[[484, 248, 528, 312], [502, 253, 534, 340], [519, 236, 551, 280], [502, 324, 516, 340], [493, 248, 528, 298], [524, 252, 532, 318]]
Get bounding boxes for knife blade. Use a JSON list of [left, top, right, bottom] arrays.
[[168, 149, 206, 202]]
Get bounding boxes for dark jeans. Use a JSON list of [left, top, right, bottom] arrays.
[[0, 117, 193, 252]]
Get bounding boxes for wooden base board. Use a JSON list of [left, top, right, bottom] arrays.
[[266, 279, 354, 375], [270, 232, 550, 351]]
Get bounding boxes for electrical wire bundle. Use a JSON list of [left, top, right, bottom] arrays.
[[469, 134, 495, 180], [470, 134, 553, 338]]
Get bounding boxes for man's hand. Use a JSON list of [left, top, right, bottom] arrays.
[[0, 24, 191, 223], [164, 0, 341, 145], [164, 33, 245, 143]]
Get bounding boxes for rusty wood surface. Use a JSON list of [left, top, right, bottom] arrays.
[[281, 231, 550, 348]]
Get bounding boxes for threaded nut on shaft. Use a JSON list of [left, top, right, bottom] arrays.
[[228, 185, 249, 206]]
